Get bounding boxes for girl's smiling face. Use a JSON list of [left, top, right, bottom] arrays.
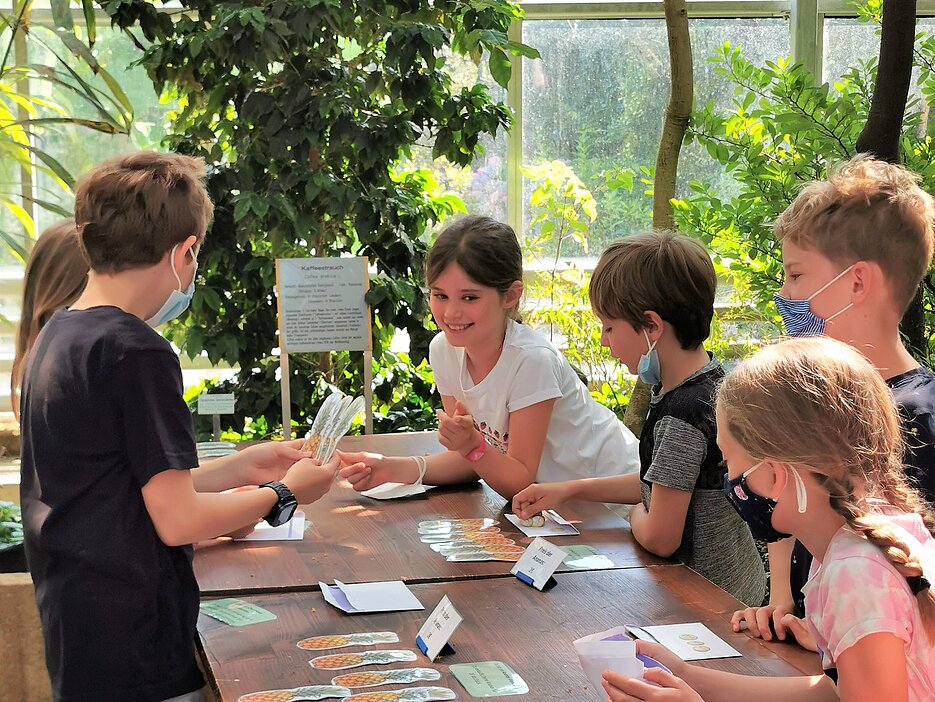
[[429, 262, 520, 350]]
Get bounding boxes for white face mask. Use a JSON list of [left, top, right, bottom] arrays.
[[145, 243, 197, 328]]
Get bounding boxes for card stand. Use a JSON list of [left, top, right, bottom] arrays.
[[514, 570, 558, 591], [416, 634, 456, 658]]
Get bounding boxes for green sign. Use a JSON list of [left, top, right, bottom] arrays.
[[450, 661, 529, 697]]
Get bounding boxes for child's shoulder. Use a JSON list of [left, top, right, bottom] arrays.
[[48, 306, 172, 362], [889, 366, 935, 416], [657, 356, 723, 409]]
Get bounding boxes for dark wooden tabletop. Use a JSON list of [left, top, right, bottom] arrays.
[[194, 433, 666, 596], [198, 566, 822, 702]]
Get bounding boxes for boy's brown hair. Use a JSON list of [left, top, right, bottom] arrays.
[[74, 151, 214, 272], [774, 154, 935, 314], [589, 230, 716, 349]]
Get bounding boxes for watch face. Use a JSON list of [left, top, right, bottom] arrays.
[[267, 498, 298, 527], [281, 500, 298, 523]]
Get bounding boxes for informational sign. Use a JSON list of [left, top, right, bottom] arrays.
[[197, 393, 236, 415], [416, 595, 462, 661], [276, 257, 368, 352]]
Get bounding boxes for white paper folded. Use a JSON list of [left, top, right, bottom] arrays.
[[574, 626, 644, 696], [319, 579, 424, 614], [361, 482, 435, 500]]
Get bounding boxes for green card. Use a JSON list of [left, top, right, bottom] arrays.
[[449, 661, 529, 697], [562, 544, 615, 570], [199, 598, 277, 626]]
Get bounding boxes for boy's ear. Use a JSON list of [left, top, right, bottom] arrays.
[[172, 235, 199, 268], [850, 260, 883, 307], [643, 311, 665, 339]]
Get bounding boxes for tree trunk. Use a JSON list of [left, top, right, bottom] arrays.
[[855, 0, 915, 161], [854, 1, 925, 357], [623, 0, 693, 436]]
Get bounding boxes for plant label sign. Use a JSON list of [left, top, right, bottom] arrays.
[[276, 257, 369, 352], [197, 393, 235, 415]]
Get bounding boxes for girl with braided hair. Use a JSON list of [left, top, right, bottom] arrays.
[[601, 336, 934, 702]]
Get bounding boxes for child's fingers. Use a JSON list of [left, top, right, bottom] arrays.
[[640, 666, 685, 689], [454, 400, 469, 416], [601, 670, 650, 700]]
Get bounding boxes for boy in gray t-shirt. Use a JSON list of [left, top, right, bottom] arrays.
[[513, 231, 766, 605]]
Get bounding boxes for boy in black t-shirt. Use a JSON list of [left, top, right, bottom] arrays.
[[513, 231, 766, 605], [20, 152, 359, 702], [732, 155, 935, 648]]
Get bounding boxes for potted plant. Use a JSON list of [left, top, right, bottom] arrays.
[[0, 500, 26, 572]]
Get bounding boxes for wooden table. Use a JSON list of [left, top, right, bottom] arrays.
[[195, 433, 666, 596], [198, 566, 822, 702]]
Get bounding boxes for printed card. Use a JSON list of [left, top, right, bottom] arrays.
[[626, 623, 741, 661], [505, 510, 579, 537], [199, 598, 277, 627]]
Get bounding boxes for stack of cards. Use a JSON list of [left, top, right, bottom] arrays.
[[419, 518, 524, 562]]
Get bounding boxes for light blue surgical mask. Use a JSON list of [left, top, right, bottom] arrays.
[[146, 243, 197, 328], [637, 329, 661, 386], [773, 264, 854, 337]]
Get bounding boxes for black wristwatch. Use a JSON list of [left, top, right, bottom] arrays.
[[259, 481, 298, 527]]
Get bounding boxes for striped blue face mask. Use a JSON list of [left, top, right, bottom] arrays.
[[773, 264, 854, 337]]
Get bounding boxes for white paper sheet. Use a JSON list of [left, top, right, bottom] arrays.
[[319, 579, 425, 614], [505, 510, 579, 537], [626, 623, 741, 661], [361, 482, 435, 500], [234, 512, 306, 541]]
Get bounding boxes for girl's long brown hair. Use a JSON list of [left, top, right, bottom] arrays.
[[12, 220, 89, 417], [717, 337, 935, 635]]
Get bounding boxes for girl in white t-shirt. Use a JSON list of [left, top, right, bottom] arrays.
[[339, 215, 639, 499], [602, 337, 935, 702]]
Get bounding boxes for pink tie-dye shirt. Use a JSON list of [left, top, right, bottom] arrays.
[[802, 511, 935, 701]]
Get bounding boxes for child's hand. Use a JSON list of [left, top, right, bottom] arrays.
[[602, 667, 704, 701], [337, 451, 409, 492], [237, 438, 311, 486], [512, 482, 573, 519], [731, 602, 793, 641], [437, 401, 482, 456], [778, 613, 818, 652], [282, 454, 347, 504]]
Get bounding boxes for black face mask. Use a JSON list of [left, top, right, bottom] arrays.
[[724, 461, 807, 543]]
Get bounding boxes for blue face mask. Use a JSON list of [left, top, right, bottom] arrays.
[[724, 461, 808, 543], [637, 329, 661, 386], [146, 243, 197, 328], [773, 265, 854, 337]]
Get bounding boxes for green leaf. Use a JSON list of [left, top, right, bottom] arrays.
[[488, 48, 512, 89]]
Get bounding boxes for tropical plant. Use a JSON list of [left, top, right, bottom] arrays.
[[0, 499, 22, 547], [102, 0, 538, 434], [0, 0, 133, 261]]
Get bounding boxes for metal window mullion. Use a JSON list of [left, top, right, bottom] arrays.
[[507, 18, 524, 237], [791, 0, 820, 78]]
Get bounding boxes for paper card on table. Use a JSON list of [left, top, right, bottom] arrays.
[[344, 687, 457, 702], [511, 537, 566, 590], [331, 667, 442, 688], [297, 631, 399, 650], [362, 482, 436, 500], [416, 595, 463, 661], [505, 510, 579, 537], [573, 626, 644, 692], [562, 544, 615, 570], [319, 580, 424, 614], [238, 685, 351, 702], [199, 598, 277, 626], [449, 661, 529, 697], [310, 650, 418, 670], [234, 511, 306, 541], [626, 623, 741, 661]]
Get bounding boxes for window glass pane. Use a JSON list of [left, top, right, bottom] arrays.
[[823, 16, 935, 85], [522, 17, 790, 254]]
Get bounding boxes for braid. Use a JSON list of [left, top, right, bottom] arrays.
[[830, 494, 935, 638]]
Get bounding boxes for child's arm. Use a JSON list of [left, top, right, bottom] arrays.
[[628, 483, 692, 557], [142, 455, 350, 546], [190, 439, 310, 492], [604, 641, 837, 702], [512, 473, 642, 519], [732, 537, 797, 640], [436, 396, 557, 500], [834, 632, 908, 702]]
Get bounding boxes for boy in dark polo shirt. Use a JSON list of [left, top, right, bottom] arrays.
[[20, 151, 352, 702]]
